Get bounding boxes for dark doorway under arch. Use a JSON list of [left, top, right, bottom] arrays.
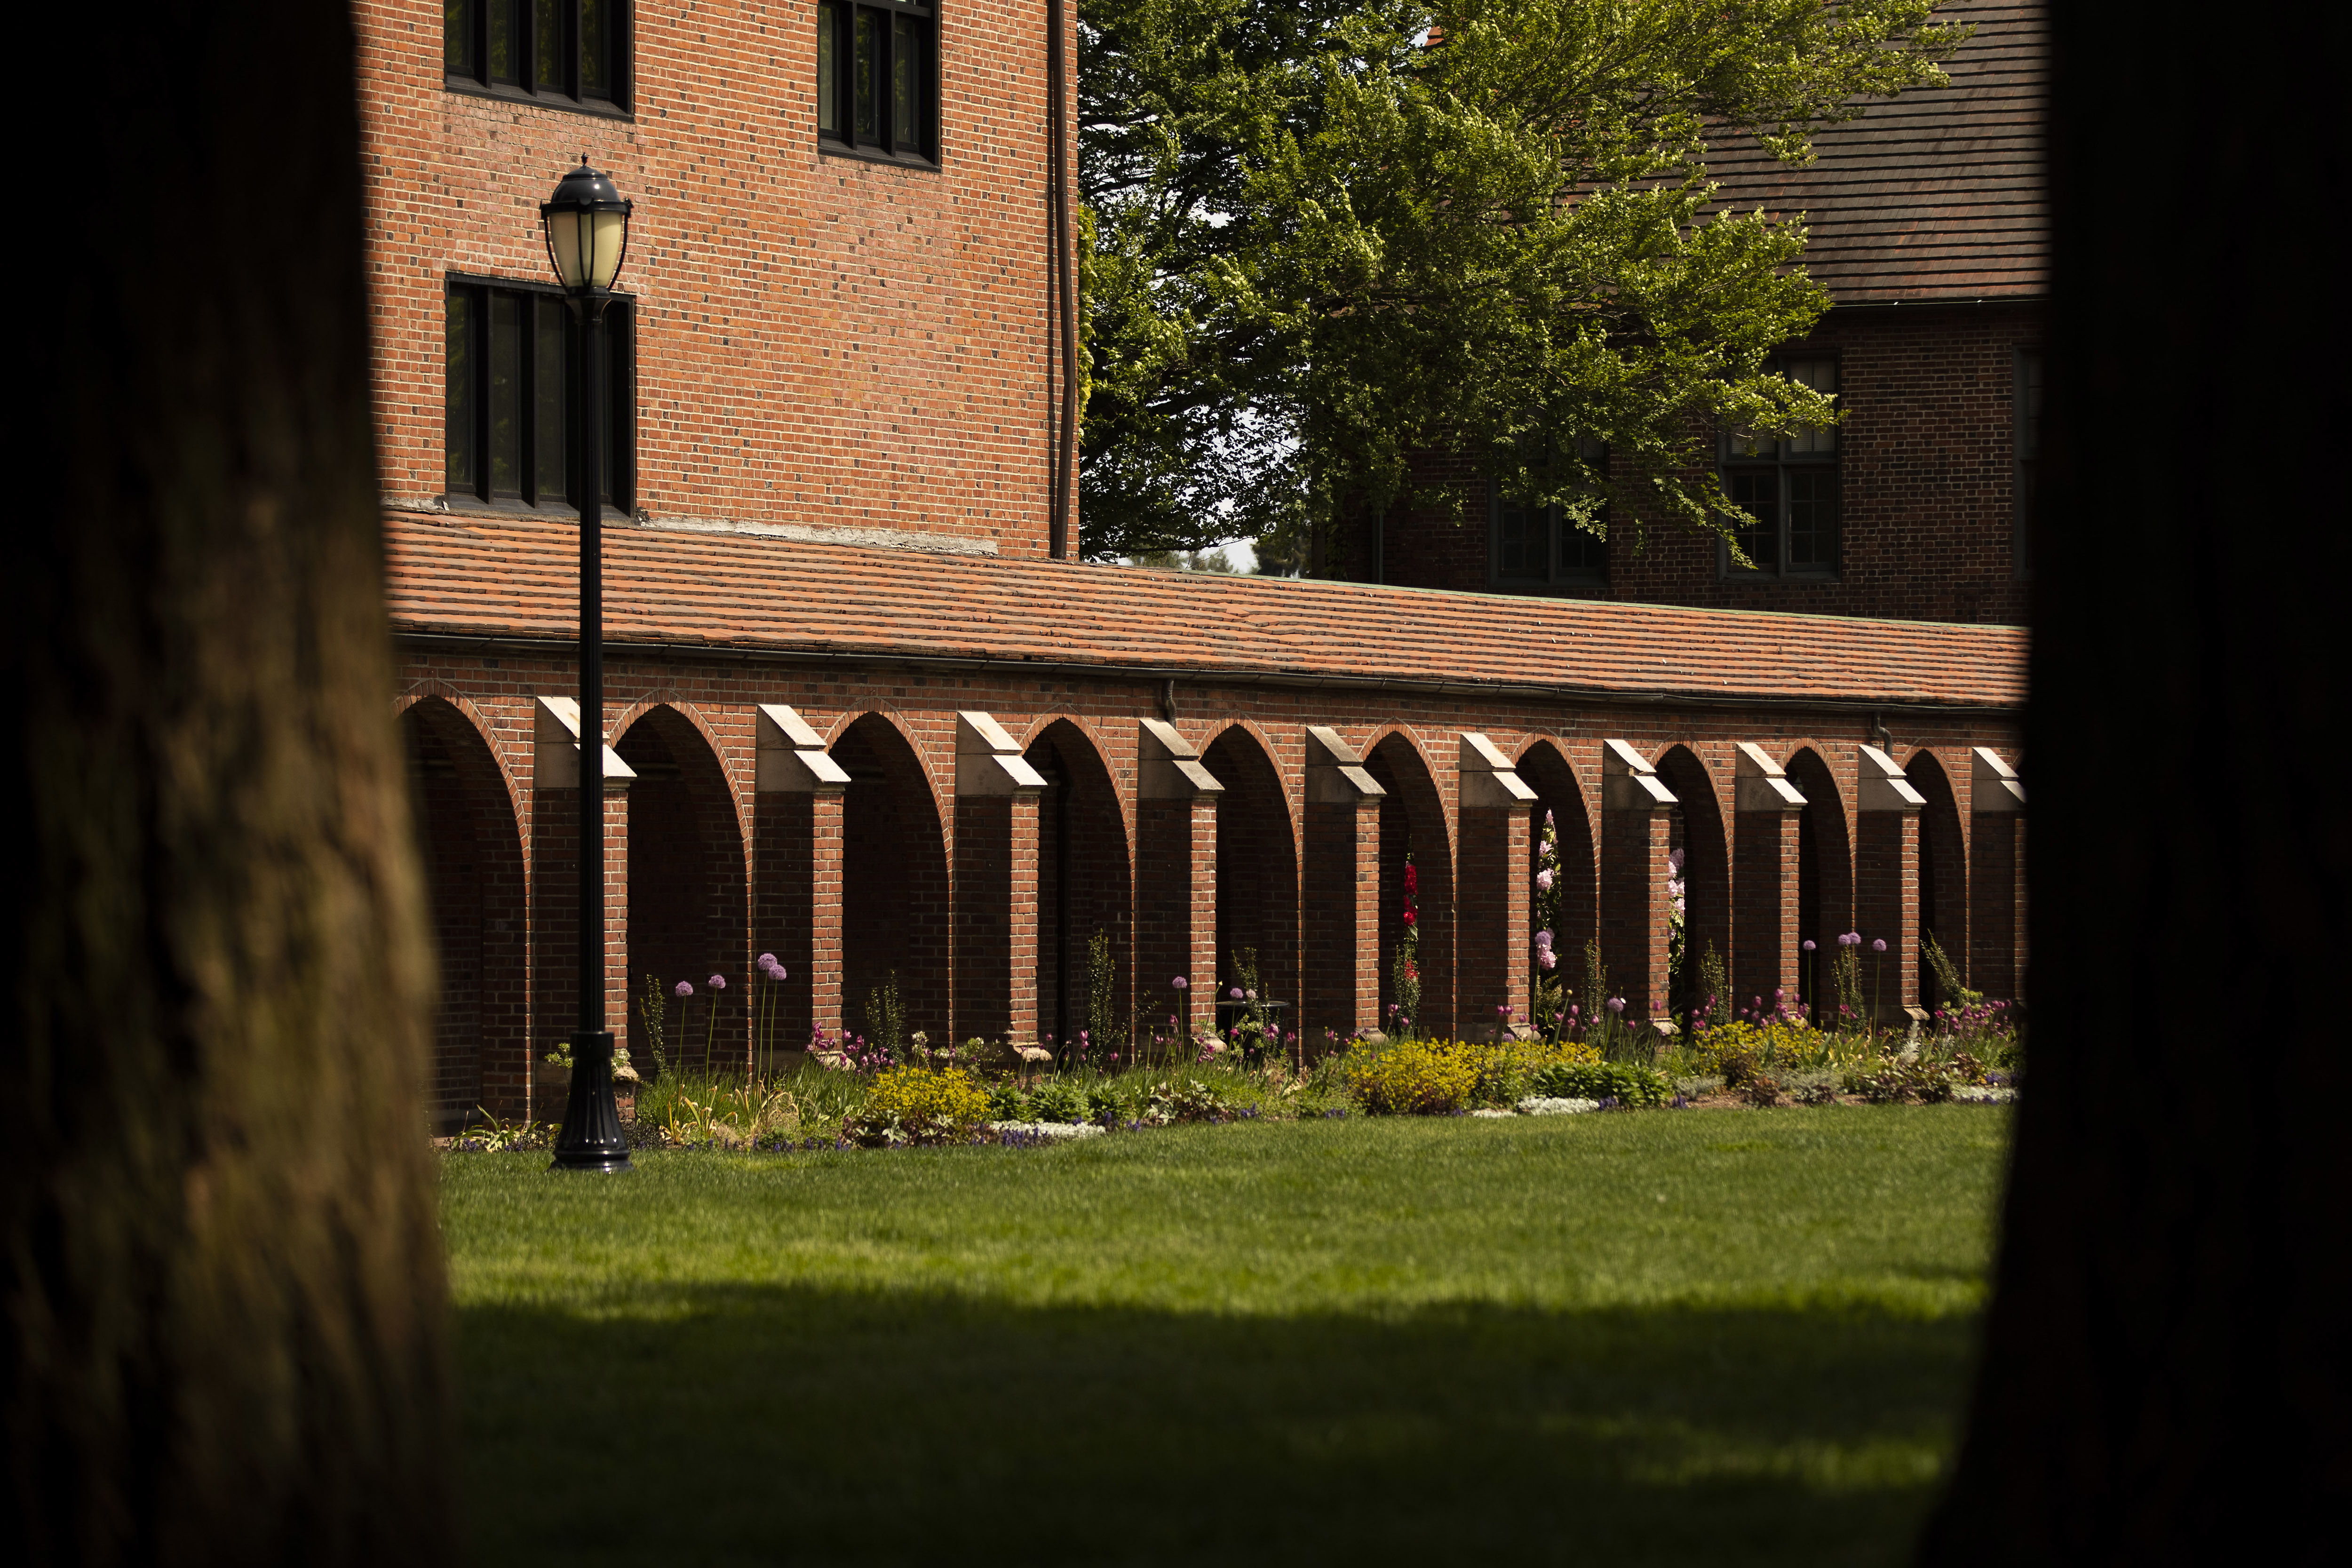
[[617, 707, 747, 1076], [1653, 746, 1729, 1018], [1025, 721, 1130, 1057], [1204, 727, 1299, 1040], [1907, 750, 1969, 1010], [1785, 747, 1853, 1013], [401, 699, 527, 1127], [1517, 740, 1596, 1030], [1366, 734, 1454, 1037], [833, 714, 952, 1049]]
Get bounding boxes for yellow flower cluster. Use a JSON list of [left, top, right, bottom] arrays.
[[1345, 1035, 1599, 1116], [865, 1064, 993, 1131]]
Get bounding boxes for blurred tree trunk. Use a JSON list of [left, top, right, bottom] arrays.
[[3, 4, 453, 1562], [1918, 6, 2345, 1564]]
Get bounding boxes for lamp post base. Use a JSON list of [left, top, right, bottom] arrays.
[[550, 1028, 634, 1172]]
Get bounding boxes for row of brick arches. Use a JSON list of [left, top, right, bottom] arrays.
[[399, 692, 2022, 1130]]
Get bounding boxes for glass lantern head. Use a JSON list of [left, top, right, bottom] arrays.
[[540, 157, 633, 292]]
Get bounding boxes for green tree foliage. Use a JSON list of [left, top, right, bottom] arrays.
[[1078, 0, 1963, 564]]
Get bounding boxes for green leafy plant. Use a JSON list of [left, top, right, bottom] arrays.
[[985, 1081, 1025, 1122], [1085, 1082, 1138, 1128], [1085, 927, 1123, 1063], [1028, 1079, 1088, 1125], [1530, 1059, 1671, 1109], [1920, 930, 1983, 1010], [865, 972, 907, 1065], [635, 973, 671, 1079], [1694, 943, 1732, 1032], [1148, 1077, 1231, 1123]]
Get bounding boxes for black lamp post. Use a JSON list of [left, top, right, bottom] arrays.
[[543, 157, 635, 1174]]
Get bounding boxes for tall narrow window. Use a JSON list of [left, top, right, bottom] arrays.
[[818, 0, 937, 163], [1489, 436, 1611, 592], [2014, 347, 2042, 577], [446, 0, 629, 111], [444, 279, 633, 513], [1721, 356, 1840, 579]]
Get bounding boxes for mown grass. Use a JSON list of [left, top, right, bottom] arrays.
[[444, 1106, 2009, 1566]]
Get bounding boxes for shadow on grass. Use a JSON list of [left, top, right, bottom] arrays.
[[460, 1284, 1970, 1567]]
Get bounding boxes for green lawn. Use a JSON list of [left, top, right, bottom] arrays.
[[444, 1106, 2009, 1566]]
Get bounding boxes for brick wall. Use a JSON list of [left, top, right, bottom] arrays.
[[1348, 302, 2043, 626], [356, 0, 1073, 554]]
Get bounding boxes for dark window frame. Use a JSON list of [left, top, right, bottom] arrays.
[[1717, 354, 1843, 581], [2013, 345, 2042, 579], [816, 0, 940, 167], [443, 273, 635, 516], [444, 0, 632, 118], [1487, 440, 1612, 595]]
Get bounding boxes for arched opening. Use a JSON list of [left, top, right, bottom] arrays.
[[1784, 748, 1852, 1012], [1516, 740, 1596, 1028], [834, 714, 951, 1050], [1907, 750, 1969, 1009], [1204, 726, 1299, 1038], [1653, 746, 1729, 1018], [401, 698, 527, 1129], [1024, 721, 1130, 1056], [616, 706, 747, 1076], [1365, 732, 1454, 1036]]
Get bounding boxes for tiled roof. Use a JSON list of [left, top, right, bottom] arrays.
[[384, 511, 2028, 711], [1707, 0, 2047, 303]]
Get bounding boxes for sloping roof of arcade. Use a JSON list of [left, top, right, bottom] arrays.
[[384, 510, 2027, 713]]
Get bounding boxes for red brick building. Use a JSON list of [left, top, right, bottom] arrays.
[[1336, 0, 2045, 629], [361, 0, 2031, 1127]]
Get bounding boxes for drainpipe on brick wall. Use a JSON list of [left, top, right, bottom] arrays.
[[1873, 714, 1894, 754], [1047, 0, 1077, 559]]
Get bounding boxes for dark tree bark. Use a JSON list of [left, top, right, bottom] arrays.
[[1919, 6, 2347, 1563], [3, 5, 453, 1562]]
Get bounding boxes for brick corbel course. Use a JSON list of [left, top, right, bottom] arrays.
[[1137, 719, 1223, 1043], [1600, 738, 1677, 1023], [954, 711, 1048, 1050], [1457, 732, 1537, 1035], [1968, 746, 2027, 1003], [530, 695, 636, 1120], [755, 704, 851, 1052], [1856, 744, 1926, 1019], [1303, 725, 1386, 1047], [1732, 741, 1809, 1019]]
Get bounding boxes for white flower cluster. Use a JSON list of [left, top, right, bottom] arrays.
[[1515, 1097, 1603, 1116], [985, 1120, 1106, 1140], [1950, 1086, 2019, 1105], [1469, 1108, 1516, 1119]]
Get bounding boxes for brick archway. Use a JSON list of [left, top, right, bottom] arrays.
[[616, 704, 748, 1076], [1653, 745, 1729, 1018], [1024, 719, 1131, 1056], [1366, 731, 1455, 1038], [1203, 724, 1299, 1044], [401, 696, 528, 1127], [1906, 749, 1969, 1009], [833, 712, 952, 1048], [1784, 745, 1854, 1013], [1517, 738, 1596, 1027]]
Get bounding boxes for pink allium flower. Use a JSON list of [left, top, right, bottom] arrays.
[[1802, 939, 1817, 952], [1172, 976, 1188, 990], [708, 973, 726, 990], [675, 980, 694, 997], [1871, 939, 1887, 953], [1606, 997, 1625, 1013], [758, 952, 776, 969], [1230, 987, 1244, 1000], [1535, 868, 1555, 891]]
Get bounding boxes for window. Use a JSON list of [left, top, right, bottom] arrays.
[[2014, 347, 2042, 577], [817, 0, 937, 163], [445, 0, 628, 113], [1721, 357, 1840, 578], [445, 280, 632, 512], [1490, 436, 1610, 592]]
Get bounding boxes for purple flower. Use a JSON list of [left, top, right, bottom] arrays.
[[758, 952, 776, 969], [675, 980, 694, 997], [1172, 976, 1188, 991], [1607, 997, 1626, 1013], [1871, 939, 1887, 953], [1533, 929, 1554, 950], [1544, 810, 1555, 827], [1535, 868, 1555, 891], [709, 973, 726, 990], [1539, 949, 1557, 971], [1229, 987, 1243, 1000], [1802, 939, 1817, 952]]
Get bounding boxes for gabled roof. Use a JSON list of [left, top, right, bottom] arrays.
[[1707, 0, 2047, 303], [384, 511, 2029, 711]]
